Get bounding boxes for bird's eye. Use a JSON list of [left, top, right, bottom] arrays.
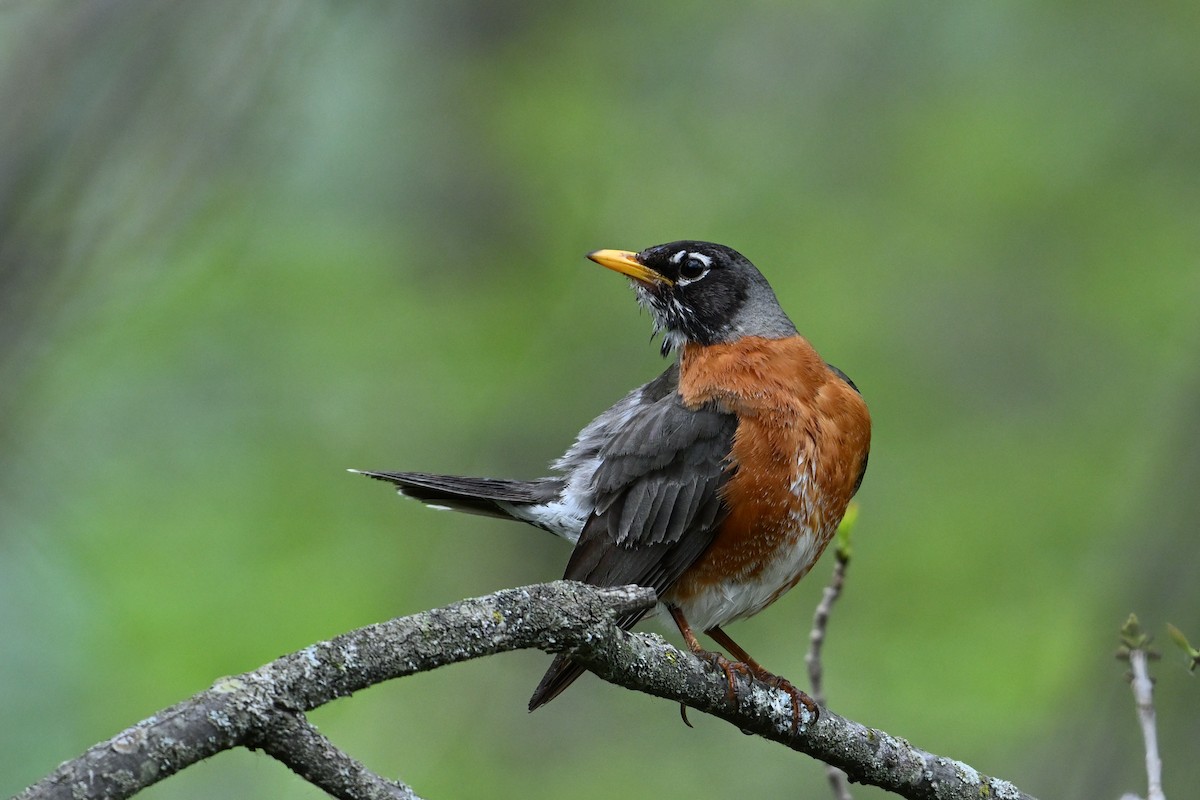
[[679, 258, 708, 282]]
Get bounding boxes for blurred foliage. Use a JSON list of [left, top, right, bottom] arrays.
[[1, 2, 1198, 798], [1165, 623, 1199, 673]]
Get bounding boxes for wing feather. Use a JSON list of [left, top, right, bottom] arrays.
[[529, 385, 737, 709]]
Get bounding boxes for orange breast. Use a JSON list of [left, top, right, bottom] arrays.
[[664, 336, 871, 627]]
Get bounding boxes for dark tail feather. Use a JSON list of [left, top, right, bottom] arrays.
[[528, 607, 651, 711], [528, 654, 589, 711], [351, 470, 562, 522]]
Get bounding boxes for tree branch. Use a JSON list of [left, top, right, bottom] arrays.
[[15, 580, 1038, 800], [15, 582, 652, 800], [248, 710, 419, 800]]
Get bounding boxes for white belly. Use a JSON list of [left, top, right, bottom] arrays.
[[671, 526, 823, 632]]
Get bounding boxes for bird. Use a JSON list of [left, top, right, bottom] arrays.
[[354, 241, 871, 723]]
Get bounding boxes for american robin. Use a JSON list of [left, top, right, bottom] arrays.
[[355, 241, 871, 722]]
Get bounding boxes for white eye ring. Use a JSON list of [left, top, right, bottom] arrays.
[[676, 252, 711, 285]]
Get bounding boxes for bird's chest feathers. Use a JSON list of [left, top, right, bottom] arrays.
[[670, 337, 867, 622]]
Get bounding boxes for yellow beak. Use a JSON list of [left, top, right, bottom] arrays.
[[587, 249, 673, 287]]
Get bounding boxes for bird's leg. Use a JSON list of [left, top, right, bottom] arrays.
[[667, 608, 818, 730], [667, 605, 711, 727], [668, 606, 745, 704], [667, 606, 738, 727], [667, 605, 762, 734], [706, 625, 819, 728], [704, 625, 768, 677]]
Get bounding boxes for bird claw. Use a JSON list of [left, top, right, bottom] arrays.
[[699, 651, 818, 731], [761, 674, 819, 730]]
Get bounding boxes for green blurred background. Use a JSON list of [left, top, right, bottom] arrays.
[[2, 2, 1197, 798]]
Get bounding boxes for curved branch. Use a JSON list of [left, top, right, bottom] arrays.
[[248, 710, 418, 800], [15, 580, 1037, 800], [15, 582, 653, 800]]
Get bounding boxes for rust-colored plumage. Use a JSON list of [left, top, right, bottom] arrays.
[[668, 336, 870, 617]]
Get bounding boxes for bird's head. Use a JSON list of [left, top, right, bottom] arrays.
[[588, 241, 797, 355]]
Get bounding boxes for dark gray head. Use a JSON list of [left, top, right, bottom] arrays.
[[588, 241, 797, 355]]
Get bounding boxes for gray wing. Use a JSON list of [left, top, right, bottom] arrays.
[[529, 388, 737, 709], [551, 361, 681, 476], [565, 397, 735, 591]]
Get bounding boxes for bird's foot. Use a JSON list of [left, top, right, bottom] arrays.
[[757, 672, 819, 730], [701, 650, 753, 703], [698, 651, 818, 731]]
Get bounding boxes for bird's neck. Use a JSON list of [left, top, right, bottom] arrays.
[[676, 336, 827, 411]]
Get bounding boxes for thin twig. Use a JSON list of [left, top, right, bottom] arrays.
[[806, 521, 854, 800], [805, 551, 845, 708], [1126, 647, 1166, 800]]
